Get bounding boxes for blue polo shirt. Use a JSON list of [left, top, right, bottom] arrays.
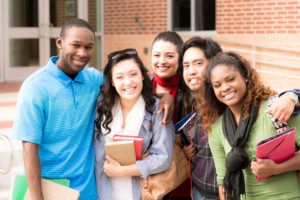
[[12, 56, 104, 200]]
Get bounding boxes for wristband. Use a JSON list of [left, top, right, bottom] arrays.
[[288, 92, 299, 104]]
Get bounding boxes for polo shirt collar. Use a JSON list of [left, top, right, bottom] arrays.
[[47, 56, 85, 86]]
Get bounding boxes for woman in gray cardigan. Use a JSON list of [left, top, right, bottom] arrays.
[[94, 48, 174, 200]]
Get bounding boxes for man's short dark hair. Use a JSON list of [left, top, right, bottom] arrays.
[[60, 18, 95, 37]]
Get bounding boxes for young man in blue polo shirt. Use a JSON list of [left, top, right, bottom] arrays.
[[12, 18, 102, 200]]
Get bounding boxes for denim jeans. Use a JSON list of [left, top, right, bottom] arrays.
[[192, 186, 218, 200]]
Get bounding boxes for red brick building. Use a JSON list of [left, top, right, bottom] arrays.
[[103, 0, 300, 90], [1, 0, 299, 90]]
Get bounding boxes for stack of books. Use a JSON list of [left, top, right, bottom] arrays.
[[104, 135, 143, 165], [11, 175, 79, 200]]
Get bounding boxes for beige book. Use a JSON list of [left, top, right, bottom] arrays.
[[24, 178, 80, 200], [105, 140, 136, 165]]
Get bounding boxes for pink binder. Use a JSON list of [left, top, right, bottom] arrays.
[[256, 127, 296, 181]]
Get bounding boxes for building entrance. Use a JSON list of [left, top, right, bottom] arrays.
[[1, 0, 102, 82]]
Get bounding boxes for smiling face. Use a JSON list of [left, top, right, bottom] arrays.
[[183, 47, 209, 91], [151, 40, 179, 78], [210, 64, 247, 111], [112, 59, 144, 105], [56, 26, 94, 75]]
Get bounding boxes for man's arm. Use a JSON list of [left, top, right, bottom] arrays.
[[265, 91, 299, 122], [23, 141, 44, 200], [266, 90, 300, 122], [157, 93, 174, 126]]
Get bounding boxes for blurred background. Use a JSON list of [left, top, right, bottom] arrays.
[[0, 0, 300, 199]]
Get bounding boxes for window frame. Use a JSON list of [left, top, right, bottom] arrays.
[[168, 0, 217, 36]]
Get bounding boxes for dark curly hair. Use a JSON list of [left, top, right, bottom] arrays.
[[95, 49, 156, 136], [198, 52, 276, 132], [152, 31, 192, 116]]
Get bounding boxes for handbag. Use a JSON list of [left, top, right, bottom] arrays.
[[267, 95, 300, 180], [140, 134, 189, 200]]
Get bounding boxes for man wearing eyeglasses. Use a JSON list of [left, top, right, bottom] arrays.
[[12, 18, 173, 200]]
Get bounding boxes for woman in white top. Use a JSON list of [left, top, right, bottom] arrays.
[[94, 48, 174, 200]]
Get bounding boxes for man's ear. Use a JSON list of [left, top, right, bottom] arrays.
[[56, 37, 63, 49]]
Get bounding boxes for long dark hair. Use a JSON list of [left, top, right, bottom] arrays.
[[95, 49, 156, 135], [199, 52, 276, 132], [152, 31, 192, 116]]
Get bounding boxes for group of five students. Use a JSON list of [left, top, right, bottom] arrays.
[[13, 18, 300, 200]]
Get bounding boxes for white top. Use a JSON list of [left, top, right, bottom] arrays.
[[104, 96, 145, 200]]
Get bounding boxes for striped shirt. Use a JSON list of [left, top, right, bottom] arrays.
[[12, 56, 104, 200]]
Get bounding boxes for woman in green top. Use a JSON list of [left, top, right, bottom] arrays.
[[198, 52, 300, 200]]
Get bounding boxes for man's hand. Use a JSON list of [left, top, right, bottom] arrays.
[[265, 93, 295, 122], [182, 144, 197, 160], [157, 93, 174, 126]]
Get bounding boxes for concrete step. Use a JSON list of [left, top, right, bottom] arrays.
[[0, 131, 23, 169], [0, 165, 23, 189], [0, 186, 10, 200], [0, 131, 23, 189], [0, 166, 23, 200], [0, 92, 18, 103]]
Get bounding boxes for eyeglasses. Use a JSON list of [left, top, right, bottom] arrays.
[[108, 48, 138, 61]]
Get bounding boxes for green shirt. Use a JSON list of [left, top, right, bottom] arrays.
[[209, 100, 300, 200]]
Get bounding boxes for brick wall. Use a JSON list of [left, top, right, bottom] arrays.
[[104, 0, 167, 34], [88, 0, 97, 31], [55, 0, 78, 27], [102, 0, 300, 90], [217, 0, 300, 34]]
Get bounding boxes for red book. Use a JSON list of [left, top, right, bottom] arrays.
[[113, 135, 143, 160], [256, 127, 296, 181]]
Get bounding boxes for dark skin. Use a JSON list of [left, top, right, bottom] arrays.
[[23, 142, 43, 200]]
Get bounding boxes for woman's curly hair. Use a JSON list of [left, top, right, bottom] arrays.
[[198, 52, 276, 132], [94, 49, 156, 137]]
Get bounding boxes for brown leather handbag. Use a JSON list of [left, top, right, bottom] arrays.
[[140, 135, 189, 200]]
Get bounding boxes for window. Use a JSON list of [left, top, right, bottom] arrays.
[[172, 0, 216, 32]]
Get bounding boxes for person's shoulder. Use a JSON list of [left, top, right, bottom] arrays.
[[21, 67, 50, 91], [83, 67, 104, 85], [143, 98, 160, 121], [211, 115, 223, 132], [152, 98, 160, 113], [84, 66, 103, 76]]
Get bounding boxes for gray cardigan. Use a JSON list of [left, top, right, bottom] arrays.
[[94, 99, 175, 200]]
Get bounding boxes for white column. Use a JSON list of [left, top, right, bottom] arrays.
[[77, 0, 88, 21], [0, 0, 4, 82]]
